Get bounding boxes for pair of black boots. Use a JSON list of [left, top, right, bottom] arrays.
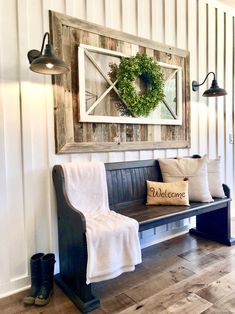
[[23, 253, 55, 306]]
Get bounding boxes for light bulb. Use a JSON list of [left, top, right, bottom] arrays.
[[46, 63, 54, 69]]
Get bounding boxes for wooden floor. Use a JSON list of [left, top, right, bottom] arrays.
[[2, 232, 235, 314]]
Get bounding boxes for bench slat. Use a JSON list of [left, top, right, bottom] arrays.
[[105, 159, 162, 207]]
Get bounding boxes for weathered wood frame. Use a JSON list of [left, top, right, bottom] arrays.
[[50, 11, 191, 154]]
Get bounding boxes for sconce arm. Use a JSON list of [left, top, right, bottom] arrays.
[[40, 32, 50, 54], [195, 72, 216, 87], [192, 72, 216, 91], [27, 32, 50, 64]]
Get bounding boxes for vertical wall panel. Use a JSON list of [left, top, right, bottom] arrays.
[[198, 1, 208, 155], [151, 0, 164, 43], [233, 17, 235, 211], [42, 0, 64, 258], [105, 0, 124, 163], [122, 0, 139, 162], [188, 0, 199, 155], [121, 0, 137, 35], [4, 0, 26, 282], [65, 0, 86, 18], [104, 0, 122, 30], [28, 1, 51, 254], [0, 0, 11, 290], [151, 0, 166, 160], [164, 0, 178, 158], [124, 151, 140, 161], [91, 153, 109, 162], [1, 0, 235, 297], [176, 0, 190, 174], [17, 0, 37, 284], [136, 0, 152, 161], [176, 0, 190, 156], [139, 150, 153, 159], [164, 0, 176, 46], [51, 0, 65, 13], [86, 0, 104, 24], [176, 0, 195, 226], [137, 0, 151, 39], [216, 9, 225, 179], [208, 5, 217, 158], [153, 150, 166, 158], [108, 152, 125, 162], [224, 13, 234, 196]]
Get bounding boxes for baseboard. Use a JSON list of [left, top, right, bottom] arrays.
[[0, 276, 30, 299]]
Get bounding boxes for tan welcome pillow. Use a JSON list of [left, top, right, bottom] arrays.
[[146, 180, 189, 206], [158, 156, 213, 203]]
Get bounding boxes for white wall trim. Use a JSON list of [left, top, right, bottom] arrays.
[[0, 276, 30, 299]]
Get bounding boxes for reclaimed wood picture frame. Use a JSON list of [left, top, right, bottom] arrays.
[[50, 11, 190, 154]]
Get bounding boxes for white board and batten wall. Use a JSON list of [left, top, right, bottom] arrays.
[[0, 0, 235, 297]]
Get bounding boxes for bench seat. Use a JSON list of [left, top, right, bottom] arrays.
[[117, 198, 231, 231]]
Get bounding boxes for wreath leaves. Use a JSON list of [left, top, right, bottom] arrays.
[[115, 53, 165, 117]]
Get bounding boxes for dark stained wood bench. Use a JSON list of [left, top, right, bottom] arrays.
[[52, 159, 235, 313]]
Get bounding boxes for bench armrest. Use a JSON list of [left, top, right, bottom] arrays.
[[52, 165, 93, 302], [53, 165, 89, 286], [223, 184, 230, 198], [52, 165, 86, 232]]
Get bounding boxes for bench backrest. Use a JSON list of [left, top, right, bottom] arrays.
[[105, 159, 162, 211]]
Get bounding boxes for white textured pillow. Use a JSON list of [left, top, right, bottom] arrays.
[[158, 156, 213, 203], [207, 157, 225, 198]]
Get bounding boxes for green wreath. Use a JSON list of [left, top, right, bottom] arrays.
[[115, 53, 165, 117]]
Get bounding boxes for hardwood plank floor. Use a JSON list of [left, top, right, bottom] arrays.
[[2, 233, 235, 314]]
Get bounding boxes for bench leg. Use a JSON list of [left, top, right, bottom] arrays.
[[189, 205, 235, 246], [54, 273, 100, 313]]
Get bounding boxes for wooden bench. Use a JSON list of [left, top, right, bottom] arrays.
[[52, 159, 235, 313]]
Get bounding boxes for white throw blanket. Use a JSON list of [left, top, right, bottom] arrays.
[[62, 161, 142, 284]]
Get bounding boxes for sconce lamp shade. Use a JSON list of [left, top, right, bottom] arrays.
[[202, 80, 227, 97], [27, 32, 69, 75], [192, 72, 227, 97]]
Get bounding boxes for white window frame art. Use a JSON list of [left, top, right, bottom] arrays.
[[78, 44, 183, 125]]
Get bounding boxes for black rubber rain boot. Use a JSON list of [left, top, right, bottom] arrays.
[[35, 253, 55, 306], [23, 253, 44, 305]]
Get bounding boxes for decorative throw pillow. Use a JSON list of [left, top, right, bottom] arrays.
[[207, 157, 225, 198], [158, 156, 213, 203], [146, 180, 189, 206]]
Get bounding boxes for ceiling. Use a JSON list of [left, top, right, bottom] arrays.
[[218, 0, 235, 8]]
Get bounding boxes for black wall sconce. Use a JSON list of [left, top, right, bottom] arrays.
[[192, 72, 227, 97], [27, 32, 69, 75]]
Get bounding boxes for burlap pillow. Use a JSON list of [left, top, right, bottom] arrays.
[[207, 157, 225, 198], [146, 180, 189, 206], [158, 156, 213, 203]]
